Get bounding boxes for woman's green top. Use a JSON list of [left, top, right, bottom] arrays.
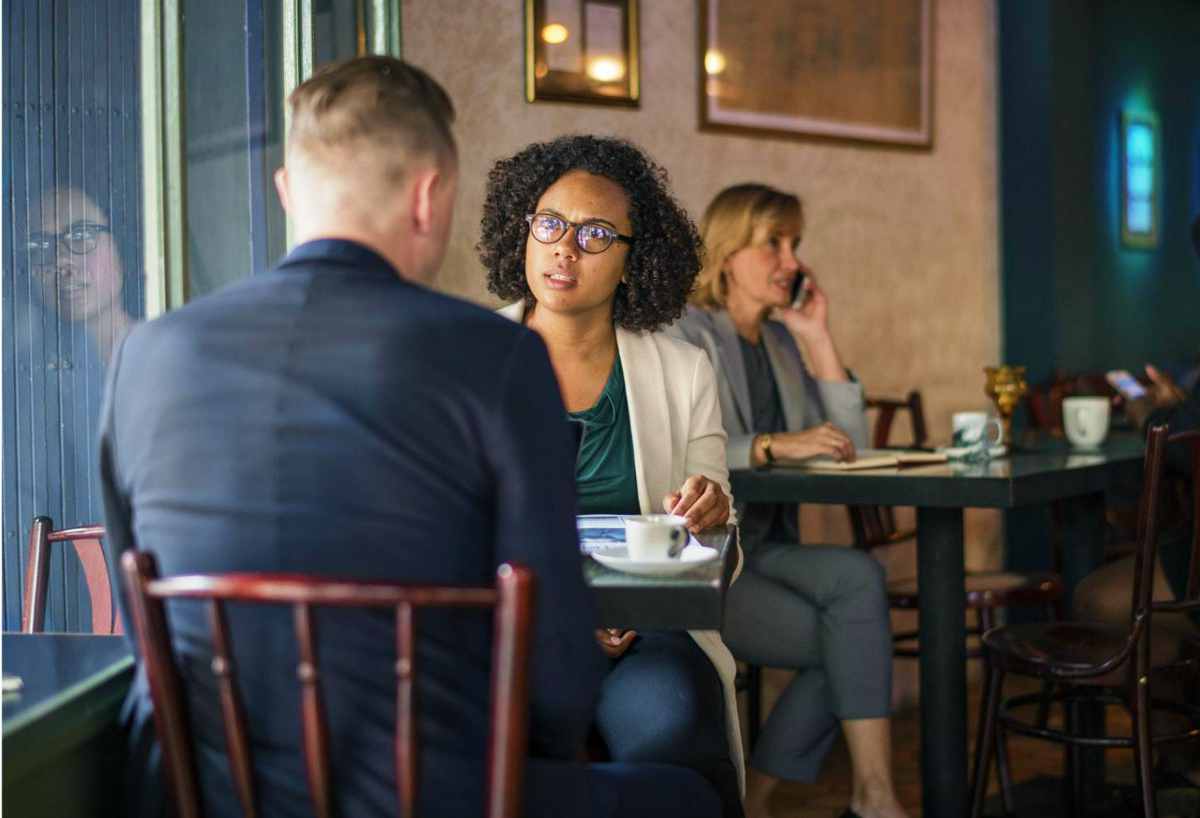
[[569, 352, 641, 516]]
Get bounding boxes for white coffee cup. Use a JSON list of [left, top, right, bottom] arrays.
[[1062, 396, 1110, 449], [951, 411, 1004, 449], [624, 515, 688, 562]]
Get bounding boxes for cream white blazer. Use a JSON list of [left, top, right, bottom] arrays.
[[499, 301, 746, 793]]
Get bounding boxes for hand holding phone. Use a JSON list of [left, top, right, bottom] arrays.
[[789, 273, 809, 309], [1106, 369, 1147, 401]]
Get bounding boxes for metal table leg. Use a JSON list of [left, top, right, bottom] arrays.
[[916, 506, 968, 818]]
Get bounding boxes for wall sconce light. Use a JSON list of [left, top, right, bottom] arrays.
[[1120, 110, 1159, 249]]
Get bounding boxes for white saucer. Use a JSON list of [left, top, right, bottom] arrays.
[[939, 444, 1007, 459], [591, 544, 719, 577]]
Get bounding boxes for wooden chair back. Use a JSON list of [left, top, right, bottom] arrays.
[[865, 390, 928, 450], [1134, 427, 1200, 641], [121, 551, 535, 818], [1025, 371, 1119, 436], [851, 391, 928, 547], [21, 517, 120, 634]]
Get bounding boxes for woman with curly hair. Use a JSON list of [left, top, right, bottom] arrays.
[[479, 134, 744, 816], [669, 183, 907, 818]]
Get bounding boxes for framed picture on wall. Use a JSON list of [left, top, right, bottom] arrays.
[[524, 0, 639, 107], [699, 0, 933, 147]]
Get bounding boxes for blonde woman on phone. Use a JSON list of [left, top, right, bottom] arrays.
[[669, 184, 907, 818]]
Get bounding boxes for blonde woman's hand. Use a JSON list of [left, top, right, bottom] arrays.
[[662, 474, 730, 533], [771, 422, 856, 463], [772, 264, 832, 343]]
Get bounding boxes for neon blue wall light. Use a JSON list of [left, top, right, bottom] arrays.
[[1121, 110, 1159, 248]]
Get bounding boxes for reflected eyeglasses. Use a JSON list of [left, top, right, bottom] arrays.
[[525, 212, 634, 254], [27, 223, 110, 271]]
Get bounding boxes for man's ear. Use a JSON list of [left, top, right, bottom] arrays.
[[273, 167, 292, 214], [409, 167, 442, 236]]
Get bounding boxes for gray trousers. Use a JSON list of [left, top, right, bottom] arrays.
[[721, 544, 892, 782]]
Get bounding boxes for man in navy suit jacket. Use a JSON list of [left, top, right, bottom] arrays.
[[100, 57, 720, 817]]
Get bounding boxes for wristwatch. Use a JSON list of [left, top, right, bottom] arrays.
[[759, 433, 775, 466]]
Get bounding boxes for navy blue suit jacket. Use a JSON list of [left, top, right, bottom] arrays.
[[100, 240, 606, 817]]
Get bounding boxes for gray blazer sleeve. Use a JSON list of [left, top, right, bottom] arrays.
[[813, 378, 869, 449]]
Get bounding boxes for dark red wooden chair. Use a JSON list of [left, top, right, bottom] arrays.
[[121, 551, 535, 818], [21, 517, 121, 634], [865, 390, 929, 451], [969, 426, 1200, 818]]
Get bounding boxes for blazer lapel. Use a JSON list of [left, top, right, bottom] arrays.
[[762, 324, 808, 430], [712, 311, 753, 432], [617, 328, 667, 514]]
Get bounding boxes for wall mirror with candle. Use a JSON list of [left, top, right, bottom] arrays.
[[524, 0, 639, 107]]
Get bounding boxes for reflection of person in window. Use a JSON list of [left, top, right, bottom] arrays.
[[28, 185, 136, 363]]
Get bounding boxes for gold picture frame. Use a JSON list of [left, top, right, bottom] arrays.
[[699, 0, 933, 147], [525, 0, 639, 107]]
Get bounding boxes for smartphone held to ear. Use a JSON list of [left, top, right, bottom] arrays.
[[790, 273, 808, 308], [1106, 369, 1147, 401]]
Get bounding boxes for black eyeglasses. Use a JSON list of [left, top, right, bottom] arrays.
[[26, 223, 111, 271], [525, 212, 634, 254]]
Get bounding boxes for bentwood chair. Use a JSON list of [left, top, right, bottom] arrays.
[[969, 426, 1200, 818], [21, 517, 121, 634], [121, 551, 535, 818]]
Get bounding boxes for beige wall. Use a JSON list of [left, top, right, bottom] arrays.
[[405, 0, 1003, 624]]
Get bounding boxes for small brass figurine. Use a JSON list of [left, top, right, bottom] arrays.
[[984, 365, 1028, 445]]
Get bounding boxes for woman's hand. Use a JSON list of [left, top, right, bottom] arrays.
[[770, 422, 856, 463], [662, 474, 731, 533], [596, 628, 637, 659], [771, 264, 831, 344], [1127, 364, 1188, 427]]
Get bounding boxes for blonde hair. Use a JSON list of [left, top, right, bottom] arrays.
[[286, 56, 455, 191], [690, 183, 803, 309]]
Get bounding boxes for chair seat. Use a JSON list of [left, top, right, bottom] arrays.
[[887, 571, 1064, 610], [983, 620, 1198, 683]]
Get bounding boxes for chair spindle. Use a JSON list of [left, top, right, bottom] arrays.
[[395, 602, 418, 818], [208, 599, 258, 818], [294, 603, 332, 818]]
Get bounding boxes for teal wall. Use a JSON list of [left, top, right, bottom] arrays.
[[1000, 0, 1200, 386], [998, 0, 1200, 596]]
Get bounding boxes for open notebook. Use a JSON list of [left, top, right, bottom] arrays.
[[788, 449, 948, 471]]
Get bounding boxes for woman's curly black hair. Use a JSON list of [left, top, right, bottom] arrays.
[[477, 135, 701, 333]]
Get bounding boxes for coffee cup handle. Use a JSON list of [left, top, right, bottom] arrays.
[[986, 417, 1004, 446], [668, 525, 687, 558]]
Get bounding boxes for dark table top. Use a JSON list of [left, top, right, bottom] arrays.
[[731, 434, 1146, 508], [2, 634, 133, 729], [583, 525, 738, 630]]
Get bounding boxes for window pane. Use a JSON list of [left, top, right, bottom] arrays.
[[3, 0, 144, 629], [183, 0, 291, 297]]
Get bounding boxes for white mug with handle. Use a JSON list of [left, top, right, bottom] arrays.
[[624, 515, 688, 561], [1062, 397, 1110, 449]]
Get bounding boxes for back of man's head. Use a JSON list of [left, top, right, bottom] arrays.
[[284, 56, 456, 216]]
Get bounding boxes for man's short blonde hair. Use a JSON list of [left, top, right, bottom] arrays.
[[286, 56, 456, 188], [691, 183, 803, 309]]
